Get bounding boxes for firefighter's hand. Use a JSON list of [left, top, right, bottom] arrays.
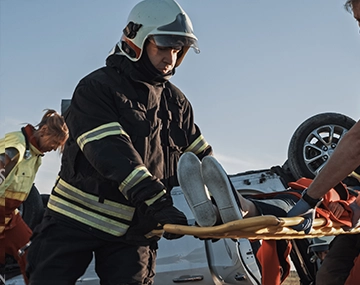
[[147, 196, 188, 240], [287, 198, 315, 234]]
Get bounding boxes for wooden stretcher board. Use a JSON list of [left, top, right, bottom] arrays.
[[156, 215, 360, 240]]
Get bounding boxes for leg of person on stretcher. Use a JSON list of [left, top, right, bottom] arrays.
[[178, 153, 302, 285], [234, 191, 260, 217], [178, 152, 298, 224], [178, 152, 347, 226]]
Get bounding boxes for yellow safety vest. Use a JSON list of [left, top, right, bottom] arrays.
[[1, 131, 42, 206]]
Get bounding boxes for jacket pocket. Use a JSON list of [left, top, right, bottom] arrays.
[[14, 161, 36, 196]]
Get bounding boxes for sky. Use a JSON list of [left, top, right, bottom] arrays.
[[1, 0, 359, 194]]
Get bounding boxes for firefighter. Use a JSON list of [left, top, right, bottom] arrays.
[[26, 1, 212, 284]]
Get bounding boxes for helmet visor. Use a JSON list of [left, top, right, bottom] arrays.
[[148, 35, 200, 53]]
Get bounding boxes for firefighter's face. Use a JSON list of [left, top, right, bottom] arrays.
[[146, 39, 181, 74]]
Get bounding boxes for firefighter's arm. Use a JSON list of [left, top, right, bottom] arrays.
[[306, 120, 360, 200], [68, 80, 148, 184]]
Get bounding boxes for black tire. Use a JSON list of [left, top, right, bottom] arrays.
[[19, 184, 45, 230], [287, 113, 356, 180]]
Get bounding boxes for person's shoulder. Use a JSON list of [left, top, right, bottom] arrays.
[[79, 66, 125, 87], [80, 66, 108, 82], [5, 130, 24, 142], [6, 130, 24, 140], [5, 131, 25, 155]]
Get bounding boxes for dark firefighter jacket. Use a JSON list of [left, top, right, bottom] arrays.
[[47, 53, 212, 242]]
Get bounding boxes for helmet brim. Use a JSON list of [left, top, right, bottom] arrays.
[[149, 35, 200, 54]]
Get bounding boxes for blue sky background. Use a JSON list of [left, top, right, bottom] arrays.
[[1, 0, 359, 194]]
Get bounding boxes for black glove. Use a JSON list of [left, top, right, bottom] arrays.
[[287, 189, 322, 234], [287, 198, 315, 234], [127, 179, 188, 239], [146, 195, 188, 240]]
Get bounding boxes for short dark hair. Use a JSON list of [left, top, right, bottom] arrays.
[[344, 0, 360, 13]]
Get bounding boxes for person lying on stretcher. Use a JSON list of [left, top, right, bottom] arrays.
[[177, 152, 360, 285], [177, 152, 360, 232]]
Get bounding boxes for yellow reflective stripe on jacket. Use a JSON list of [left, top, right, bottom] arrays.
[[350, 171, 360, 182], [77, 122, 129, 151], [145, 190, 166, 206], [48, 179, 135, 236], [55, 179, 134, 220], [184, 135, 209, 154], [48, 196, 130, 236], [119, 166, 152, 198]]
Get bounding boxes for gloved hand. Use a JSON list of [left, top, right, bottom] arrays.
[[287, 198, 315, 234], [146, 195, 188, 240], [127, 179, 188, 239], [350, 200, 360, 228]]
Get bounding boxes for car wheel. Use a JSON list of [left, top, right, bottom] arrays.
[[287, 112, 356, 180], [18, 184, 45, 230]]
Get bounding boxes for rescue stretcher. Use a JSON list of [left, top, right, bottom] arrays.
[[161, 215, 360, 240], [156, 216, 360, 285]]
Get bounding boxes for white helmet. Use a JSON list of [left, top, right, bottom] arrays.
[[118, 0, 199, 67]]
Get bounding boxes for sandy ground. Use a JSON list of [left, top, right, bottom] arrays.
[[283, 271, 301, 284]]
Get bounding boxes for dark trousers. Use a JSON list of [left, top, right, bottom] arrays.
[[316, 234, 360, 285], [26, 216, 156, 285]]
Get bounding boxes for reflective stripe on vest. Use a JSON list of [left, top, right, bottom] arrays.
[[184, 134, 209, 154], [47, 178, 135, 236], [77, 122, 129, 151], [5, 190, 28, 202]]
